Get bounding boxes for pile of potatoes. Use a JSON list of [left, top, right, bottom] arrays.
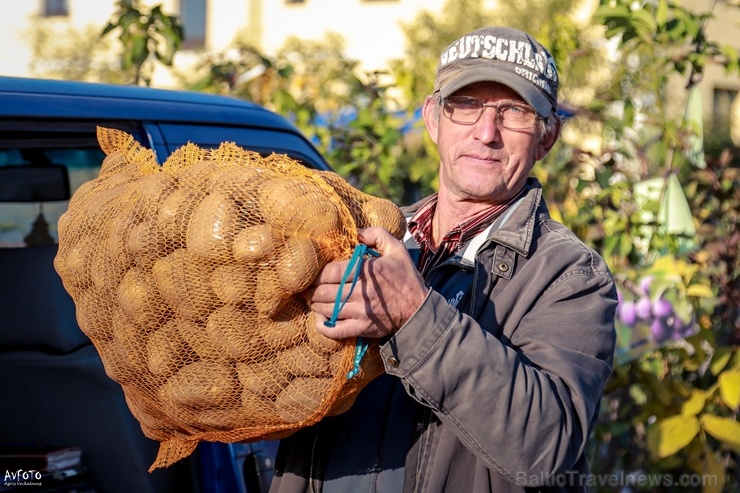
[[54, 127, 401, 470]]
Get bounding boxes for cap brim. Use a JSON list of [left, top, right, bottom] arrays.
[[437, 64, 554, 117]]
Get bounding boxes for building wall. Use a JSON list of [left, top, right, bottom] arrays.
[[1, 0, 737, 137], [666, 0, 740, 128], [258, 0, 445, 71], [0, 0, 446, 84]]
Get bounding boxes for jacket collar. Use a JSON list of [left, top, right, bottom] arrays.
[[402, 178, 546, 264]]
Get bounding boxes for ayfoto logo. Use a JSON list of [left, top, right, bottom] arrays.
[[4, 469, 43, 486]]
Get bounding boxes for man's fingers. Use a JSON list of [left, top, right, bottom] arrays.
[[357, 227, 405, 256], [310, 259, 350, 286]]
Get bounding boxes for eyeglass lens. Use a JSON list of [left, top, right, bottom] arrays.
[[443, 97, 536, 129]]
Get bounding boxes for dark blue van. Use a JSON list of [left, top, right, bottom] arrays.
[[0, 76, 330, 493]]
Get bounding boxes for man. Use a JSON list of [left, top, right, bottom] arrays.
[[270, 26, 617, 493]]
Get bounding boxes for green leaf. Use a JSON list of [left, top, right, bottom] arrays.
[[700, 414, 740, 453], [101, 22, 117, 36], [710, 348, 732, 376], [618, 234, 633, 258], [681, 390, 706, 416], [130, 35, 149, 66], [647, 414, 700, 459], [593, 4, 631, 23], [718, 368, 740, 410], [631, 9, 658, 34], [655, 0, 669, 25], [686, 284, 713, 298]]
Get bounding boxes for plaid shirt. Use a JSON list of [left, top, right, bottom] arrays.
[[408, 191, 524, 276]]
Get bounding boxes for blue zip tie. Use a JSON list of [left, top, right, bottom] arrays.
[[323, 243, 379, 378], [347, 337, 369, 379]]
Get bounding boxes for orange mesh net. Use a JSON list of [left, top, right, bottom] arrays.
[[54, 127, 405, 471]]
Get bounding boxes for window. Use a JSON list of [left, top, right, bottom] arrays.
[[713, 88, 738, 130], [42, 0, 68, 17], [179, 0, 207, 49], [0, 121, 144, 248]]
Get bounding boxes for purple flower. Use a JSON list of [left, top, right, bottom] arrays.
[[651, 318, 672, 344], [671, 316, 696, 340], [635, 296, 653, 320], [640, 276, 654, 296], [652, 298, 673, 319], [618, 300, 637, 327]]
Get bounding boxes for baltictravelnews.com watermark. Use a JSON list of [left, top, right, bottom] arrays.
[[516, 470, 719, 488]]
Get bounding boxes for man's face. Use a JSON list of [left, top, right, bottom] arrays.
[[423, 81, 553, 206]]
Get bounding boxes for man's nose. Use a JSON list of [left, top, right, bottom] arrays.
[[473, 106, 501, 143]]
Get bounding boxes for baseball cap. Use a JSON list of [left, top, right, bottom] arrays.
[[433, 26, 559, 117]]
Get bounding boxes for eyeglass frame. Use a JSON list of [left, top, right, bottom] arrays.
[[438, 95, 541, 130]]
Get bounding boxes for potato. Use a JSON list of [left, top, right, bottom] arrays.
[[237, 359, 288, 400], [205, 305, 264, 361], [210, 263, 254, 305], [77, 175, 137, 228], [159, 360, 239, 409], [156, 187, 199, 248], [134, 171, 177, 210], [175, 160, 226, 189], [56, 235, 98, 289], [361, 199, 407, 240], [305, 312, 344, 354], [98, 319, 150, 385], [117, 266, 167, 331], [258, 178, 316, 223], [146, 320, 195, 377], [275, 200, 346, 254], [261, 314, 303, 351], [187, 192, 244, 260], [208, 165, 269, 204], [232, 224, 276, 262], [90, 245, 129, 293], [252, 271, 285, 317], [172, 317, 224, 362], [275, 236, 322, 295], [105, 209, 139, 270], [274, 376, 334, 424], [127, 219, 170, 267], [152, 249, 220, 322], [278, 344, 331, 379], [240, 387, 282, 425], [74, 288, 116, 342]]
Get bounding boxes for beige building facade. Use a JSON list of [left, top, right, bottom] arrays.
[[1, 0, 738, 138]]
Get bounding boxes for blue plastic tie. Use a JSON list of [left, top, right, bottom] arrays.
[[323, 244, 379, 378]]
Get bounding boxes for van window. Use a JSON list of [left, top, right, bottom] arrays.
[[155, 123, 327, 170], [0, 121, 143, 247]]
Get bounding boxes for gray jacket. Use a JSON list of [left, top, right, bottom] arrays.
[[270, 178, 617, 493]]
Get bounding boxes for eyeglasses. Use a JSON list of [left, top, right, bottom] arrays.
[[440, 96, 539, 130]]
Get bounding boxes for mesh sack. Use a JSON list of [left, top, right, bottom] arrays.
[[54, 127, 407, 471]]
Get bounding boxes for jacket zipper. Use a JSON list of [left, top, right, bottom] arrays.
[[308, 426, 320, 493]]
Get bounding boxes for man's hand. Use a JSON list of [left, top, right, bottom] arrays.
[[303, 227, 428, 340]]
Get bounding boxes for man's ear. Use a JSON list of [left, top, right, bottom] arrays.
[[535, 116, 561, 161], [422, 95, 439, 145]]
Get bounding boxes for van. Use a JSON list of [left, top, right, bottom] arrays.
[[0, 76, 330, 493]]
